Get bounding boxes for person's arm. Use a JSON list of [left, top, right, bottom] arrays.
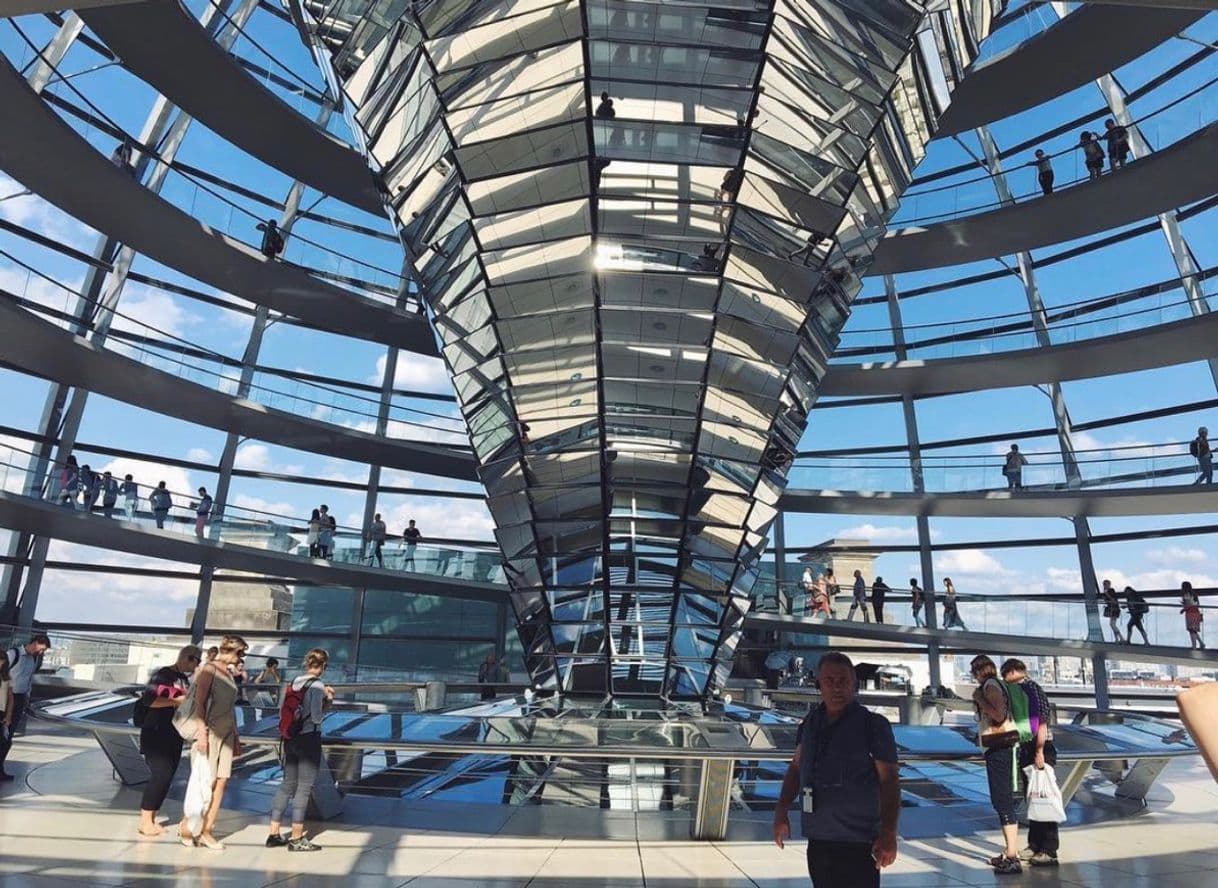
[[772, 745, 802, 849], [193, 665, 214, 752], [873, 759, 900, 867], [3, 684, 13, 728]]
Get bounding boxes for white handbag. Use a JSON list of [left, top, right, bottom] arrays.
[[1024, 764, 1067, 823]]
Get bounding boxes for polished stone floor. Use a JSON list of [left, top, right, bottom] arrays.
[[3, 722, 1218, 887]]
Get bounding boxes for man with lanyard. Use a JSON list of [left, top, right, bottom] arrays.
[[1001, 659, 1060, 867], [5, 633, 51, 738], [774, 651, 900, 886]]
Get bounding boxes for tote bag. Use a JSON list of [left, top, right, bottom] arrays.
[[1024, 764, 1067, 823]]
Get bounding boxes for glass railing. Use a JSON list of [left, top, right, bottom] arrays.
[[786, 444, 1200, 493], [3, 293, 465, 446], [835, 275, 1214, 362], [0, 25, 409, 306], [0, 441, 503, 583], [894, 76, 1218, 225], [750, 580, 1214, 650]]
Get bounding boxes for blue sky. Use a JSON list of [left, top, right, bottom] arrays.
[[0, 3, 1216, 652]]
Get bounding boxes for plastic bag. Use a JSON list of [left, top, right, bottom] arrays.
[[183, 747, 213, 835], [1024, 764, 1067, 823]]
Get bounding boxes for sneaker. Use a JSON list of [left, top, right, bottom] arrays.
[[265, 833, 288, 848], [1029, 852, 1059, 867], [993, 855, 1022, 875], [287, 836, 322, 852], [1016, 847, 1036, 862]]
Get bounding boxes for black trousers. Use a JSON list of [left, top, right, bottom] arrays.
[[985, 744, 1018, 826], [140, 732, 184, 812], [872, 600, 885, 623], [807, 840, 879, 888], [1019, 740, 1060, 855]]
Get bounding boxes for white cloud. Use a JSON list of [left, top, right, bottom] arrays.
[[0, 173, 97, 248], [186, 447, 213, 464], [110, 285, 200, 339], [230, 493, 298, 523], [835, 523, 917, 543], [934, 549, 1013, 577], [234, 443, 269, 471], [372, 352, 453, 393], [1146, 546, 1208, 566], [360, 497, 495, 542]]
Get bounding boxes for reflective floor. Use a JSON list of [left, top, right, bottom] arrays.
[[3, 722, 1218, 887]]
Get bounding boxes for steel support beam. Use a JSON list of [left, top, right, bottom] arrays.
[[885, 274, 941, 690]]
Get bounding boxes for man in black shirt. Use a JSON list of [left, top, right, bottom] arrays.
[[774, 652, 901, 886], [402, 519, 421, 569]]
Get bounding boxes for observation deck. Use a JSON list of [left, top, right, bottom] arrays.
[[870, 121, 1218, 275], [79, 0, 385, 214], [934, 4, 1206, 136], [0, 55, 437, 356]]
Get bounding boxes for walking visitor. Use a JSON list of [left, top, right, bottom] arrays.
[[121, 473, 138, 520], [136, 645, 200, 836], [772, 652, 900, 887], [1125, 586, 1151, 645], [1182, 581, 1205, 650], [1, 633, 51, 776], [318, 505, 335, 559], [368, 513, 386, 567], [871, 577, 889, 624], [847, 569, 870, 622], [194, 487, 212, 538], [910, 578, 925, 627], [1101, 579, 1124, 643], [267, 648, 333, 852], [1002, 444, 1027, 490], [1080, 131, 1105, 181], [942, 578, 967, 630], [1104, 118, 1130, 170], [1001, 659, 1061, 867], [178, 634, 246, 850], [306, 508, 321, 557], [1032, 149, 1054, 195], [970, 655, 1027, 875], [1192, 426, 1212, 485], [100, 470, 118, 518], [150, 481, 172, 529], [402, 519, 420, 568]]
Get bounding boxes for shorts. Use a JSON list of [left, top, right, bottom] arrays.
[[205, 730, 236, 779]]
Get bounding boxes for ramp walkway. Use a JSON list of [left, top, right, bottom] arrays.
[[79, 0, 384, 214], [869, 122, 1218, 275], [0, 55, 436, 356], [821, 308, 1218, 396], [778, 484, 1218, 517], [936, 4, 1205, 136], [0, 490, 502, 602], [745, 611, 1218, 669], [0, 296, 476, 479]]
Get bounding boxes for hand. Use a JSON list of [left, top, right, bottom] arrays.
[[872, 831, 897, 869], [323, 686, 335, 702], [772, 812, 791, 849], [1034, 748, 1046, 770], [195, 728, 209, 754]]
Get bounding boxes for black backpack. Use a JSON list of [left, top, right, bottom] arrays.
[[1191, 438, 1201, 458]]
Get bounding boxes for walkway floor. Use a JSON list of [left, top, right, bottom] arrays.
[[2, 721, 1218, 887], [870, 122, 1218, 275], [80, 0, 385, 215], [935, 4, 1204, 136]]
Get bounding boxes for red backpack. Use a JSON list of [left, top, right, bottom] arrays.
[[278, 678, 318, 740]]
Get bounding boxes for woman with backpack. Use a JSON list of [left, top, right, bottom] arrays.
[[178, 634, 246, 850], [266, 648, 333, 852], [136, 644, 201, 836], [1125, 586, 1151, 645], [970, 655, 1026, 875]]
